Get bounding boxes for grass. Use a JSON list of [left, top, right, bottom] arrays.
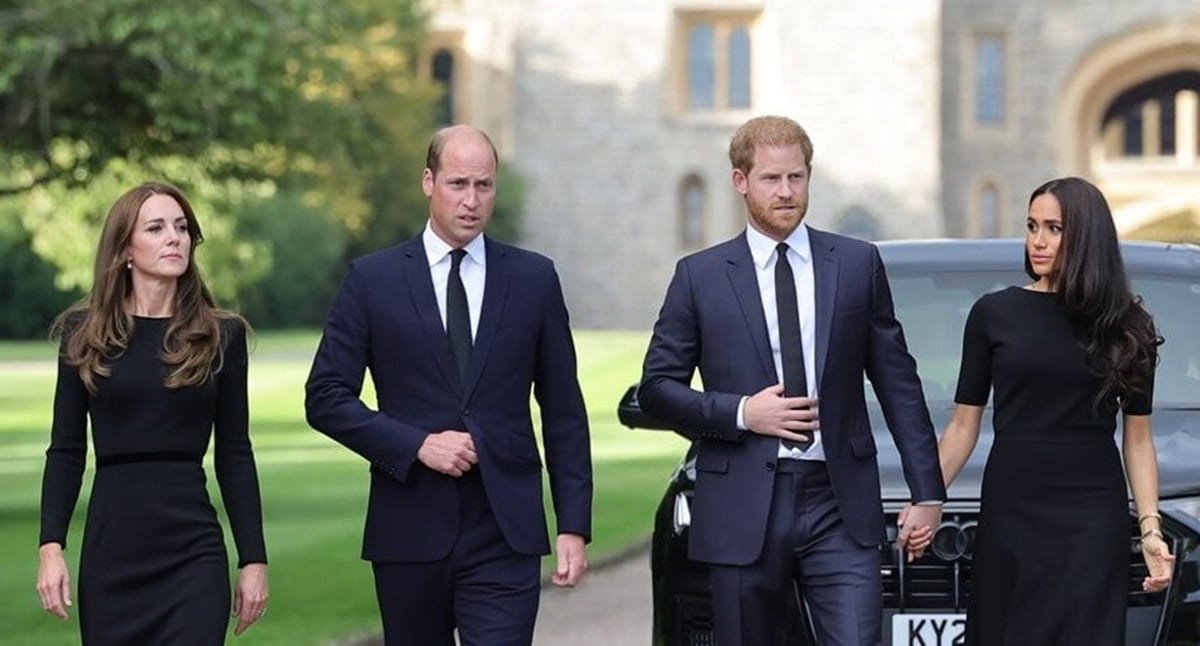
[[0, 329, 686, 645]]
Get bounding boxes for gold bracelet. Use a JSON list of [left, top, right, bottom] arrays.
[[1138, 512, 1162, 526], [1141, 529, 1164, 541]]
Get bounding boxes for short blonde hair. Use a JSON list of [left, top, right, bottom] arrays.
[[728, 115, 814, 174]]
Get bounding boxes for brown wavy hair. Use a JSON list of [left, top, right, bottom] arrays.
[[51, 182, 246, 393]]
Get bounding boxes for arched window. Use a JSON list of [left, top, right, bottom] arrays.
[[837, 207, 879, 241], [1102, 71, 1200, 160], [979, 183, 1001, 237], [974, 34, 1006, 127], [679, 175, 706, 248], [432, 48, 456, 125]]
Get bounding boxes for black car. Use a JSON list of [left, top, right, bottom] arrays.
[[619, 238, 1200, 646]]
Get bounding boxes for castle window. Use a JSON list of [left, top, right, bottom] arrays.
[[676, 12, 758, 113], [680, 174, 707, 248]]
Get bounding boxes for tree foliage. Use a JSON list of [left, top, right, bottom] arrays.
[[0, 207, 79, 338], [0, 0, 528, 336], [234, 190, 348, 328]]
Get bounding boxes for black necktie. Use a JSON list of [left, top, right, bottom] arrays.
[[775, 242, 812, 451], [446, 249, 472, 384]]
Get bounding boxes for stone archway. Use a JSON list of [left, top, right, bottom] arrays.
[[1057, 18, 1200, 242]]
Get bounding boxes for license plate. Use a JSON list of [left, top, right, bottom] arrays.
[[891, 614, 966, 646]]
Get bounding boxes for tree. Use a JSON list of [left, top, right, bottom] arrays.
[[17, 156, 274, 303], [0, 0, 323, 195], [0, 1, 527, 330], [0, 0, 448, 290], [0, 205, 79, 338]]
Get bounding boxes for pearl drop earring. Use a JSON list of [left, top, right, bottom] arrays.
[[126, 259, 132, 270]]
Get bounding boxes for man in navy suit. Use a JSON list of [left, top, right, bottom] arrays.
[[639, 116, 945, 645], [305, 125, 592, 646]]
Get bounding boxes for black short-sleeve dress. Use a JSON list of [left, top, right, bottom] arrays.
[[39, 316, 267, 645], [954, 286, 1153, 646]]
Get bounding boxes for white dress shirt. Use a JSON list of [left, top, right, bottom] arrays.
[[423, 223, 486, 338], [739, 224, 825, 461]]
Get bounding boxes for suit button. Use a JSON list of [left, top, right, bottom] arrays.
[[765, 462, 775, 472], [463, 409, 471, 417]]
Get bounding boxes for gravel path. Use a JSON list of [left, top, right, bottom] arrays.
[[533, 548, 653, 645]]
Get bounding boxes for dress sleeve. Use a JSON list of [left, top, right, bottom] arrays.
[[213, 319, 268, 566], [39, 333, 89, 549], [954, 296, 993, 406], [1121, 348, 1156, 416]]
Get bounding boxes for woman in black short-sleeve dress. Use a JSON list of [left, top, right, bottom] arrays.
[[36, 182, 269, 644], [917, 177, 1174, 645]]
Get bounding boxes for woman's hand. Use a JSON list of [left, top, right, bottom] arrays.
[[36, 543, 73, 620], [896, 504, 934, 562], [1141, 534, 1175, 593], [232, 563, 269, 636]]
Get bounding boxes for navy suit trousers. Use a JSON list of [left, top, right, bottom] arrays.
[[372, 469, 541, 646], [709, 460, 883, 646]]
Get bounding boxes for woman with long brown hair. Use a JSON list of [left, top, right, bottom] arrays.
[[35, 182, 269, 643], [910, 176, 1174, 644]]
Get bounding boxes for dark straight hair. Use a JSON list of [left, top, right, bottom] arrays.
[[1026, 176, 1161, 407]]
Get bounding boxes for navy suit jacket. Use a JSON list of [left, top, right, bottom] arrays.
[[305, 236, 592, 563], [639, 227, 945, 565]]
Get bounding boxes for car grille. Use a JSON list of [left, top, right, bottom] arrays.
[[882, 509, 1172, 611], [882, 510, 976, 610]]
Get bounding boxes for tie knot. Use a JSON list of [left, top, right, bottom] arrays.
[[776, 242, 790, 258], [450, 248, 467, 269]]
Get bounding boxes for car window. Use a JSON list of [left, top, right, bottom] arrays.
[[880, 271, 1018, 403], [1134, 275, 1200, 408], [870, 270, 1200, 409]]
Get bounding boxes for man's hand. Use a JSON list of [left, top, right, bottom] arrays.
[[551, 534, 588, 588], [896, 503, 942, 562], [743, 383, 819, 443], [417, 431, 477, 477]]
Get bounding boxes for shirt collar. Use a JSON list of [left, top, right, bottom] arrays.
[[746, 223, 811, 270], [422, 221, 487, 268]]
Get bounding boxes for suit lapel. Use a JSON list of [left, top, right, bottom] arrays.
[[462, 238, 511, 400], [725, 237, 776, 381], [402, 238, 461, 391], [809, 228, 838, 388]]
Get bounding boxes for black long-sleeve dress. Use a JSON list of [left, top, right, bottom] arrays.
[[955, 287, 1153, 646], [40, 316, 267, 645]]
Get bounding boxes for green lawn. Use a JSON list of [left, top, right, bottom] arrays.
[[0, 329, 686, 645]]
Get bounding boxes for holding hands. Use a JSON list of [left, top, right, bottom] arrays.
[[896, 504, 941, 563]]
